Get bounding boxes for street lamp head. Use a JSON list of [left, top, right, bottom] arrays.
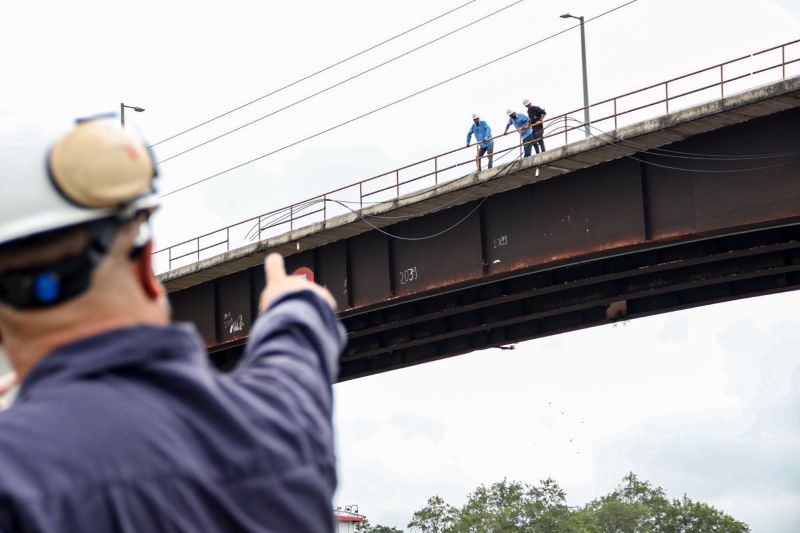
[[119, 103, 146, 127], [560, 13, 572, 18]]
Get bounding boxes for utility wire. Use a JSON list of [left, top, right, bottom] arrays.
[[159, 0, 640, 199], [148, 0, 479, 148], [156, 0, 527, 165]]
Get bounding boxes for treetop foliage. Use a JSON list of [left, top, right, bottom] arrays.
[[356, 473, 749, 533]]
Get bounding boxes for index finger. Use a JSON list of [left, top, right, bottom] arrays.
[[264, 253, 287, 285]]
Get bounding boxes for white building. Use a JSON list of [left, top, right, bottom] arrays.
[[335, 506, 365, 533]]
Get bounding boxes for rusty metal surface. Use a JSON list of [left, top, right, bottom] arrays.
[[251, 263, 266, 309], [390, 202, 484, 297], [483, 157, 646, 276], [338, 223, 800, 379], [349, 231, 390, 308], [646, 107, 800, 240], [171, 282, 216, 346], [316, 241, 349, 310], [215, 269, 252, 344], [284, 250, 315, 276], [169, 103, 800, 380]]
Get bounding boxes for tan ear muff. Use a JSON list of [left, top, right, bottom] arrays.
[[48, 118, 155, 208]]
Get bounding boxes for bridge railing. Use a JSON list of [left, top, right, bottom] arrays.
[[153, 38, 800, 274]]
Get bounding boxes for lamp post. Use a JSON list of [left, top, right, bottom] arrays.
[[120, 103, 145, 127], [560, 13, 590, 138]]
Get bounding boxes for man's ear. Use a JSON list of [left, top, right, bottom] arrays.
[[136, 241, 162, 300]]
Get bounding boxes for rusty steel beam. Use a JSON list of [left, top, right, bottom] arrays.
[[169, 104, 800, 381], [344, 238, 800, 341], [342, 244, 800, 362]]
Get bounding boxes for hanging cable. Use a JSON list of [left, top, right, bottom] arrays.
[[156, 0, 528, 165], [158, 0, 640, 199], [566, 117, 800, 172], [244, 120, 567, 243], [149, 0, 479, 148], [573, 118, 800, 160], [245, 123, 562, 243], [325, 152, 525, 241]]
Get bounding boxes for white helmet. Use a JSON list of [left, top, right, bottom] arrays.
[[0, 112, 158, 247], [472, 113, 479, 120], [522, 98, 531, 106], [506, 109, 514, 116]]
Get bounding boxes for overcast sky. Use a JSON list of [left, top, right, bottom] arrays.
[[2, 0, 800, 531]]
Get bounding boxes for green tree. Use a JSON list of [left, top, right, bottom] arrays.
[[357, 518, 404, 533], [658, 495, 749, 533], [583, 473, 670, 533], [406, 473, 750, 533], [408, 479, 573, 532], [407, 495, 458, 532], [579, 473, 750, 533]]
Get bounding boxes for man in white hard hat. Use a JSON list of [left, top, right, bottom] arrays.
[[0, 114, 345, 531], [503, 109, 534, 158], [523, 98, 547, 154], [466, 113, 494, 171]]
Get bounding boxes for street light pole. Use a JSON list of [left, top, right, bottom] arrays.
[[560, 14, 590, 138], [120, 103, 145, 127]]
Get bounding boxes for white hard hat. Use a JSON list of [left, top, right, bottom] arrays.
[[0, 112, 158, 247], [472, 113, 479, 120], [506, 109, 514, 116], [522, 98, 531, 106]]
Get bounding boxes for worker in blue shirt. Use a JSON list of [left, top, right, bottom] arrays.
[[466, 113, 494, 171], [0, 114, 346, 532], [504, 109, 534, 158]]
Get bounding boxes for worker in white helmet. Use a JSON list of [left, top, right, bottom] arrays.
[[504, 109, 534, 158], [0, 112, 345, 531], [466, 113, 494, 171], [523, 98, 547, 154]]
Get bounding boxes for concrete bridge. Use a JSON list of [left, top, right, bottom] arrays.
[[159, 42, 800, 380]]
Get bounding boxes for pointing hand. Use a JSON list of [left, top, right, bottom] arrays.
[[259, 253, 337, 312]]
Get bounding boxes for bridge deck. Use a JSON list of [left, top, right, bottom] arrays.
[[161, 77, 800, 293], [161, 77, 800, 380]]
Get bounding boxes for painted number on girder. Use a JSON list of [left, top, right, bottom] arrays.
[[399, 266, 418, 285], [493, 235, 509, 248]]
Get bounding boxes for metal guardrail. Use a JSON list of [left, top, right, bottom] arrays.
[[154, 38, 800, 273]]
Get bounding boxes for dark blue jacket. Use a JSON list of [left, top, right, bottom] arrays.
[[0, 290, 346, 532]]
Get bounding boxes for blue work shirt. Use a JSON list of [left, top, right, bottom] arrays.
[[0, 290, 346, 532], [507, 112, 532, 138], [466, 120, 494, 148]]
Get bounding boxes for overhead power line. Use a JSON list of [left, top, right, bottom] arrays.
[[156, 0, 528, 165], [149, 0, 479, 148], [159, 0, 640, 199]]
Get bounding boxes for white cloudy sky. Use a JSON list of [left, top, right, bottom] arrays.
[[2, 0, 800, 531]]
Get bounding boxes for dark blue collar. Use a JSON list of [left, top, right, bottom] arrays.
[[17, 323, 206, 402]]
